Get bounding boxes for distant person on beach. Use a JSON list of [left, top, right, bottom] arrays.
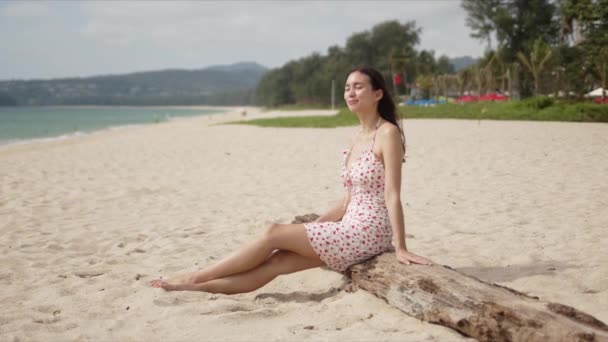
[[150, 66, 433, 293]]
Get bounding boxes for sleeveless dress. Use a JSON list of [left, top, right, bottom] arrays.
[[303, 120, 393, 272]]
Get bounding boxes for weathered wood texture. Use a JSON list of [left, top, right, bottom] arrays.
[[293, 214, 608, 342], [348, 253, 608, 342]]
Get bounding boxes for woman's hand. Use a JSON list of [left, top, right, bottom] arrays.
[[396, 248, 433, 266]]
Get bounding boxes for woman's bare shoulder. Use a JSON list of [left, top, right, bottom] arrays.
[[378, 122, 401, 143]]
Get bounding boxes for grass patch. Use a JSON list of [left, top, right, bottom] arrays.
[[404, 100, 608, 122], [227, 100, 608, 128], [228, 106, 358, 128]]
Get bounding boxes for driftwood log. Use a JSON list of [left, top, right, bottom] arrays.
[[292, 214, 608, 342]]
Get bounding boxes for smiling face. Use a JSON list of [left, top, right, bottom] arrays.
[[344, 71, 383, 113]]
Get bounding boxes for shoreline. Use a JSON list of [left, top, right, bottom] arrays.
[[0, 105, 240, 150]]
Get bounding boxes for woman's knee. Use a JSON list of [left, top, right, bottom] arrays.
[[265, 250, 289, 268], [262, 223, 282, 243]]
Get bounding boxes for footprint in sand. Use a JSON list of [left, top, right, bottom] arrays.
[[127, 248, 146, 255], [32, 316, 61, 324], [30, 262, 47, 269], [64, 322, 79, 330], [153, 298, 260, 313], [0, 272, 13, 283], [217, 307, 282, 319], [34, 305, 61, 315], [254, 287, 343, 304], [152, 294, 204, 307], [74, 270, 105, 278], [58, 286, 77, 297], [287, 324, 320, 335], [206, 301, 283, 319], [47, 244, 64, 251], [153, 297, 182, 307], [32, 305, 62, 325]]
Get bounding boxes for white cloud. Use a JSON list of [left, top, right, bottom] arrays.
[[80, 1, 211, 20], [0, 1, 484, 79], [1, 1, 51, 17], [79, 2, 233, 46]]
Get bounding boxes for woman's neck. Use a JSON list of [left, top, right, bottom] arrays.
[[357, 112, 381, 134]]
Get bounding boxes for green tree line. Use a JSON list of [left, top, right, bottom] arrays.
[[255, 20, 456, 107]]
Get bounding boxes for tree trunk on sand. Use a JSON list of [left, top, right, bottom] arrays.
[[293, 214, 608, 342]]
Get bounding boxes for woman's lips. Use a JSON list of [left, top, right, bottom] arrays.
[[347, 100, 358, 105]]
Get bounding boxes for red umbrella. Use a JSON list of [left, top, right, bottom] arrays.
[[454, 95, 479, 103], [479, 93, 509, 101]]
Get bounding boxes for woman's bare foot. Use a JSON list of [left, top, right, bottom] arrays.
[[149, 271, 197, 287], [151, 280, 196, 291], [166, 273, 193, 284], [149, 278, 166, 288]]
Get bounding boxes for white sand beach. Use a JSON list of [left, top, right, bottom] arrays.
[[1, 107, 606, 341]]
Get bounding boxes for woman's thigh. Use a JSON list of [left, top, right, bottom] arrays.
[[265, 223, 321, 261]]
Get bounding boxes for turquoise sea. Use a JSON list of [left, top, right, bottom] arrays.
[[0, 106, 226, 145]]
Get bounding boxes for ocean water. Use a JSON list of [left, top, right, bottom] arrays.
[[0, 106, 226, 146]]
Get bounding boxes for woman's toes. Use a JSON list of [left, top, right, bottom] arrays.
[[160, 282, 176, 291], [150, 279, 164, 287]]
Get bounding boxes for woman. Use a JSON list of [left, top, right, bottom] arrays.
[[150, 66, 433, 294]]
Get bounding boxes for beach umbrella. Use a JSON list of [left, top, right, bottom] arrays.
[[454, 95, 479, 103], [480, 93, 509, 101], [585, 88, 607, 97]]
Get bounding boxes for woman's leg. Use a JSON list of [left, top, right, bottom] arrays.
[[151, 223, 321, 286], [157, 250, 324, 294]]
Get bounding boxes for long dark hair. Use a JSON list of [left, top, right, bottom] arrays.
[[348, 65, 406, 162]]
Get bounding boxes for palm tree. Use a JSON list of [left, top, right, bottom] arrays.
[[505, 64, 513, 97], [483, 53, 498, 93], [517, 38, 553, 96], [593, 47, 608, 101], [457, 69, 472, 96], [432, 74, 449, 100], [472, 65, 484, 96]]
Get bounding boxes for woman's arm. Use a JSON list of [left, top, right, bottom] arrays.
[[314, 193, 350, 223], [380, 125, 433, 265]]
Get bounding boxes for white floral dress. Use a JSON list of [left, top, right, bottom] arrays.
[[304, 122, 393, 271]]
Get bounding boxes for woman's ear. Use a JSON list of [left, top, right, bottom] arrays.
[[374, 89, 384, 102]]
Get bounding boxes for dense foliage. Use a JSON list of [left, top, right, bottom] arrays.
[[254, 20, 458, 107], [461, 0, 607, 99]]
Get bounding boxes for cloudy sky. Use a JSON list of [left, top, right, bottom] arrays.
[[0, 1, 484, 80]]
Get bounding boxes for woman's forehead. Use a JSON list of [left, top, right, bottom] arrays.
[[345, 72, 370, 84]]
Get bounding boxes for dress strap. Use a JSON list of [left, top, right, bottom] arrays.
[[370, 117, 382, 150], [346, 127, 362, 157]]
